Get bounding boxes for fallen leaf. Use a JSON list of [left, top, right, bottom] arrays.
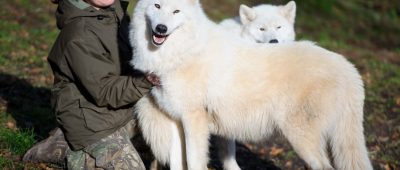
[[259, 148, 267, 155], [269, 146, 284, 156], [6, 121, 16, 130], [244, 143, 255, 150], [396, 97, 400, 106], [362, 72, 372, 85], [39, 163, 47, 169], [207, 165, 216, 170], [391, 130, 399, 140], [384, 163, 392, 170], [378, 136, 389, 142], [285, 161, 293, 168]]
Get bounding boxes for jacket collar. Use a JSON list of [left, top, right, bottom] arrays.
[[56, 0, 124, 29], [68, 0, 90, 10]]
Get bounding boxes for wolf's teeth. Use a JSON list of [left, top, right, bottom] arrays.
[[151, 31, 169, 46]]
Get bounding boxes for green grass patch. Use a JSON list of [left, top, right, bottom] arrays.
[[0, 156, 27, 170], [0, 156, 13, 169], [0, 127, 36, 156], [364, 58, 400, 102], [394, 48, 400, 54], [283, 150, 298, 160], [362, 57, 400, 122], [0, 19, 55, 84], [0, 0, 57, 84]]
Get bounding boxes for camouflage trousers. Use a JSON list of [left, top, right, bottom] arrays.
[[66, 119, 145, 170]]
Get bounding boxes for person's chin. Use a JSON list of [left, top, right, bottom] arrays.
[[91, 0, 115, 8]]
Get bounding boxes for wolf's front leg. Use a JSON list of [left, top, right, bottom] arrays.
[[169, 121, 187, 170], [136, 95, 186, 169], [181, 110, 210, 170]]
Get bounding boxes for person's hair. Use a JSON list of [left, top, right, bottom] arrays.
[[50, 0, 60, 4]]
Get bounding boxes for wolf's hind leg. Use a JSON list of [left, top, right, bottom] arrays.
[[280, 123, 333, 170]]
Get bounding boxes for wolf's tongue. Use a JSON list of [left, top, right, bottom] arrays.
[[154, 36, 165, 44], [153, 35, 166, 44]]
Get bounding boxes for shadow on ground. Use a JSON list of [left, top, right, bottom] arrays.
[[0, 73, 56, 139], [209, 136, 281, 170], [132, 133, 281, 170]]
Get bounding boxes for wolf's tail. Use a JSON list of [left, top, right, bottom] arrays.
[[331, 95, 373, 170]]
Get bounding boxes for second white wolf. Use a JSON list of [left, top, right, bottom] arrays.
[[219, 1, 296, 44]]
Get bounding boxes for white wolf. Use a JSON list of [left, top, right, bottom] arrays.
[[130, 0, 373, 170], [219, 1, 296, 43]]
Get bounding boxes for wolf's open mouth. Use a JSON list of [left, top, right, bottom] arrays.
[[152, 31, 169, 46]]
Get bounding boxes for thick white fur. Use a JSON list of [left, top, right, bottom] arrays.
[[130, 0, 373, 170], [136, 95, 187, 169], [219, 1, 296, 43]]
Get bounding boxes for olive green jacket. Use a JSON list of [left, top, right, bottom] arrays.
[[47, 0, 151, 150]]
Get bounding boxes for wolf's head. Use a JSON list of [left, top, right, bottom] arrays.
[[240, 1, 296, 44], [138, 0, 203, 47], [130, 0, 208, 73]]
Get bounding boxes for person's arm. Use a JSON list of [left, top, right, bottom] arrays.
[[65, 39, 151, 108]]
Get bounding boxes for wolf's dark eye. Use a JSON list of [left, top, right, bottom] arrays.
[[173, 10, 180, 14], [259, 28, 265, 31], [277, 26, 282, 29], [154, 4, 160, 9]]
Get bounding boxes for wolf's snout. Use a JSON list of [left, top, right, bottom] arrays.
[[269, 39, 279, 43], [156, 24, 168, 34], [151, 24, 169, 46]]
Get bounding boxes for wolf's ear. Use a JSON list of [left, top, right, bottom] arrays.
[[239, 4, 257, 25], [281, 1, 296, 24]]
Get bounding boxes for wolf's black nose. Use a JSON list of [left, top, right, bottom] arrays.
[[156, 24, 168, 34], [269, 39, 279, 43]]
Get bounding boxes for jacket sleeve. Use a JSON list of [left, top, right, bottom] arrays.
[[64, 39, 151, 108]]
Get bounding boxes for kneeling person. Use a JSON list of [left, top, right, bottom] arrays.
[[23, 0, 155, 169]]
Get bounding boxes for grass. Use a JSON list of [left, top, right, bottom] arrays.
[[0, 160, 25, 170], [0, 156, 15, 169], [0, 0, 56, 86], [0, 127, 36, 156], [0, 0, 399, 169], [361, 57, 400, 168], [0, 114, 36, 169]]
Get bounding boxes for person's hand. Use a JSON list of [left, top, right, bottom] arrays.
[[146, 73, 161, 87]]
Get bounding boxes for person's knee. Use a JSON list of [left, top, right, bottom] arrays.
[[66, 150, 87, 170], [68, 124, 145, 170], [122, 118, 140, 139], [94, 145, 145, 170]]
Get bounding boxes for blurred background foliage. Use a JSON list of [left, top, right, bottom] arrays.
[[0, 0, 399, 169]]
